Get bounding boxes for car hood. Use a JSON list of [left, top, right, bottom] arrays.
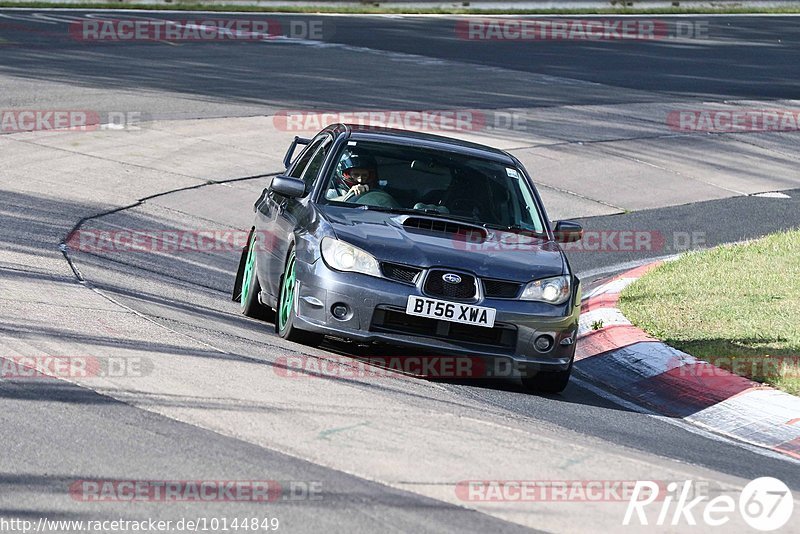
[[319, 206, 566, 282]]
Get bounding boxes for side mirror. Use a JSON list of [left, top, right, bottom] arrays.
[[554, 221, 583, 243], [270, 175, 306, 198]]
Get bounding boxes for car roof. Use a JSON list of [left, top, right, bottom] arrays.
[[324, 123, 517, 165]]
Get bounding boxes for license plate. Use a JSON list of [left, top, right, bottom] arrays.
[[405, 296, 496, 328]]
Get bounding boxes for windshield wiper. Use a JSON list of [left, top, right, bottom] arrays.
[[355, 205, 420, 215], [481, 222, 548, 236], [356, 205, 465, 218]]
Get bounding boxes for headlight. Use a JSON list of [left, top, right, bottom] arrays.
[[520, 275, 571, 304], [321, 237, 381, 277]]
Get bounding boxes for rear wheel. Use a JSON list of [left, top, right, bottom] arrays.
[[276, 248, 323, 347], [520, 361, 572, 394], [240, 231, 275, 321]]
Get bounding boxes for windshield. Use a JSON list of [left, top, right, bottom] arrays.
[[320, 140, 546, 233]]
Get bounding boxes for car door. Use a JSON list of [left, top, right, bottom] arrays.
[[255, 136, 324, 300], [259, 135, 333, 299]]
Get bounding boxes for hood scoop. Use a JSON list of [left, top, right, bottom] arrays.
[[401, 216, 488, 242]]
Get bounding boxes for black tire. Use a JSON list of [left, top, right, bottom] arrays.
[[276, 247, 323, 347], [239, 232, 275, 322], [520, 361, 572, 394]]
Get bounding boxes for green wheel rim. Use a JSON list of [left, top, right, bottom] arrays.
[[241, 232, 257, 309], [278, 251, 296, 331]]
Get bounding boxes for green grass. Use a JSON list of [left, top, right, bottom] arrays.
[[619, 230, 800, 396], [2, 1, 800, 14]]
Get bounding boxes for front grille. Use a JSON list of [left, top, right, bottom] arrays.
[[370, 307, 517, 350], [423, 269, 477, 300], [483, 279, 522, 299], [381, 262, 422, 285]]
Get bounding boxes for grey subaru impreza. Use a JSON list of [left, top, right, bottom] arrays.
[[233, 123, 583, 392]]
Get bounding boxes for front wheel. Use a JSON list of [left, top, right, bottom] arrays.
[[520, 361, 572, 394], [276, 248, 323, 347]]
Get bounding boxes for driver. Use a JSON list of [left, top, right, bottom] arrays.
[[330, 152, 380, 201]]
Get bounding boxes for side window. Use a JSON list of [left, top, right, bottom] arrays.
[[288, 138, 323, 179], [300, 138, 332, 192]]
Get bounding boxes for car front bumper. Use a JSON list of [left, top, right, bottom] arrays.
[[291, 257, 580, 373]]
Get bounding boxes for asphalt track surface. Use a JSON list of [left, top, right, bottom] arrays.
[[1, 13, 799, 115], [1, 10, 800, 533]]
